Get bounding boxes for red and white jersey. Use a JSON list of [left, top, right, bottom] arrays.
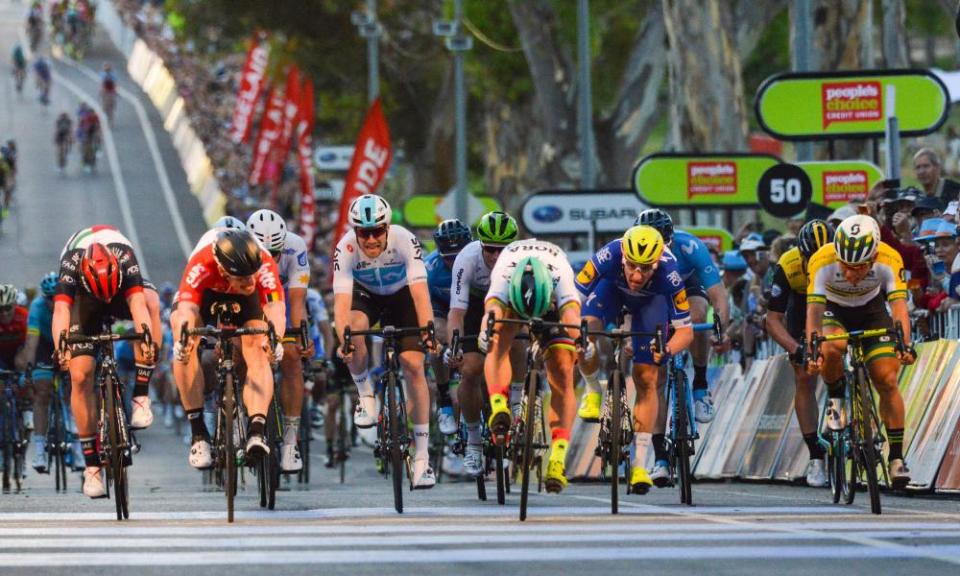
[[55, 225, 145, 306], [176, 237, 284, 307]]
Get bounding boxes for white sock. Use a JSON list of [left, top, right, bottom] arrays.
[[413, 424, 430, 461], [631, 432, 652, 470], [580, 367, 602, 395], [351, 369, 373, 397], [465, 421, 481, 446], [283, 416, 300, 444], [360, 395, 377, 417]]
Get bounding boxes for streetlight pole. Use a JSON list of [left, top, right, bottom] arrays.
[[352, 0, 382, 104], [435, 0, 473, 222], [792, 0, 813, 162], [578, 0, 595, 189]]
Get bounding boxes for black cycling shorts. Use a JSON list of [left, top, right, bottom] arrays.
[[68, 292, 134, 358], [458, 294, 487, 354], [197, 291, 264, 327], [351, 284, 422, 353], [822, 294, 896, 363]]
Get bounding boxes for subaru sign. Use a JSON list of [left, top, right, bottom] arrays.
[[521, 190, 648, 235], [313, 146, 355, 171]]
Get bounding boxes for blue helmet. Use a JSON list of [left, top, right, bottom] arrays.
[[433, 219, 472, 256], [635, 208, 674, 244], [40, 272, 58, 297], [348, 194, 391, 229], [213, 215, 246, 231]]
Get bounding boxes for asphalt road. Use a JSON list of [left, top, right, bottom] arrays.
[[2, 3, 960, 575]]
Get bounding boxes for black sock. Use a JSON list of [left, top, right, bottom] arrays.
[[248, 414, 266, 438], [887, 428, 905, 461], [80, 436, 99, 468], [186, 408, 208, 438], [133, 363, 154, 398], [692, 365, 708, 391], [652, 434, 669, 462], [824, 378, 845, 399], [803, 432, 825, 460], [437, 378, 453, 409]]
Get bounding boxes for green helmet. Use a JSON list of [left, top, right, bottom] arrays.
[[508, 256, 553, 319], [476, 211, 518, 246]]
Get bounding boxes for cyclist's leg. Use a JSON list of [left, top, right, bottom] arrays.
[[577, 280, 618, 420], [786, 303, 825, 466], [685, 286, 713, 410], [457, 296, 487, 426], [31, 372, 54, 470], [861, 302, 905, 471], [483, 302, 518, 401], [346, 285, 378, 424], [279, 340, 304, 469]]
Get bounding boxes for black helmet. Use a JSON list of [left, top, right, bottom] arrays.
[[797, 219, 834, 260], [433, 219, 472, 256], [213, 229, 262, 276], [634, 208, 674, 244]]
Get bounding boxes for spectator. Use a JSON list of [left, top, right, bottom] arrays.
[[827, 205, 857, 230], [738, 234, 769, 363], [944, 201, 959, 223], [874, 188, 929, 294], [913, 147, 960, 209], [911, 194, 941, 235]]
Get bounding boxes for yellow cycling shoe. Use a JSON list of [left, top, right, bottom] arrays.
[[487, 393, 512, 438], [545, 460, 568, 493], [577, 392, 601, 422], [630, 466, 653, 495]]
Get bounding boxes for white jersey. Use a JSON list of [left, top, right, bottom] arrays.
[[485, 239, 580, 310], [275, 231, 310, 290], [450, 241, 493, 310], [332, 225, 428, 296]]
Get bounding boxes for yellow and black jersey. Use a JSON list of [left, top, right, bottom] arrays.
[[767, 247, 807, 314], [806, 241, 907, 308]]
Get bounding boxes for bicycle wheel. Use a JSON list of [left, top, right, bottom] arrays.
[[674, 370, 693, 506], [495, 442, 506, 505], [224, 375, 237, 522], [387, 371, 404, 514], [266, 401, 281, 510], [519, 371, 540, 522], [2, 435, 10, 493], [103, 374, 127, 521], [298, 401, 310, 485], [828, 432, 844, 504], [858, 375, 881, 515], [610, 369, 623, 514], [338, 394, 347, 485]]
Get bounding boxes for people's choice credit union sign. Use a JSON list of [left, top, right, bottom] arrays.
[[756, 69, 949, 140], [633, 153, 779, 207]]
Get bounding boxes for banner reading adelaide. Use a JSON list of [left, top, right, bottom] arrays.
[[755, 69, 949, 140]]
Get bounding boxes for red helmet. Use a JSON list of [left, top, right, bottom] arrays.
[[80, 243, 121, 302]]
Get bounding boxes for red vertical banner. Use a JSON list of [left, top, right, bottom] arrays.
[[296, 77, 317, 250], [332, 98, 392, 249], [230, 36, 270, 144], [249, 85, 286, 186], [269, 66, 302, 189]]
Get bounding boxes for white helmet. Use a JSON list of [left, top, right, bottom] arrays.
[[0, 284, 17, 307], [246, 209, 287, 254], [348, 194, 391, 229], [213, 215, 246, 231], [834, 214, 880, 265]]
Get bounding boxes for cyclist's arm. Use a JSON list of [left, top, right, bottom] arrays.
[[764, 264, 799, 352], [446, 307, 466, 344], [319, 318, 334, 360], [705, 282, 730, 327], [889, 298, 912, 348], [15, 333, 38, 371], [665, 325, 694, 356], [126, 291, 152, 340], [51, 300, 71, 358], [333, 292, 352, 345], [288, 287, 307, 335], [409, 281, 434, 329], [263, 301, 286, 340]]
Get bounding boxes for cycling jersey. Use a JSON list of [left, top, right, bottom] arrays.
[[485, 239, 579, 310], [101, 72, 116, 92], [767, 247, 807, 312], [306, 288, 328, 359], [276, 231, 310, 290], [0, 306, 28, 368], [425, 250, 453, 316], [55, 118, 72, 142], [33, 59, 50, 81], [670, 230, 722, 291], [450, 241, 493, 311], [26, 295, 54, 364], [576, 239, 691, 330], [55, 225, 146, 307], [176, 237, 284, 308], [332, 225, 427, 296], [12, 47, 25, 67], [807, 242, 907, 308]]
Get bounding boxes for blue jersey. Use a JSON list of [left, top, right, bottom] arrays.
[[669, 230, 721, 290], [575, 239, 691, 327], [425, 250, 453, 317], [26, 296, 54, 365]]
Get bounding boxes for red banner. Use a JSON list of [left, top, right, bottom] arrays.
[[249, 85, 286, 186], [332, 98, 392, 248], [269, 66, 302, 189], [296, 78, 316, 250], [230, 37, 270, 144]]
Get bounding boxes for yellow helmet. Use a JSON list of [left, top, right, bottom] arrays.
[[622, 225, 665, 265]]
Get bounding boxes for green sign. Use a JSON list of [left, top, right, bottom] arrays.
[[403, 195, 501, 228], [687, 227, 734, 253], [633, 153, 779, 207], [798, 161, 884, 209], [756, 69, 949, 140]]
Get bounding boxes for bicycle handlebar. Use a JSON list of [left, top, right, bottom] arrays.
[[808, 325, 907, 366], [179, 321, 278, 350], [60, 323, 153, 351], [484, 313, 587, 349], [340, 322, 436, 356]]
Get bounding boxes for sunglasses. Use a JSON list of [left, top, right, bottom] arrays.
[[624, 260, 657, 274], [357, 226, 388, 240]]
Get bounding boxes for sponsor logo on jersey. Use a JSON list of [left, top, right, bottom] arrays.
[[297, 252, 308, 267], [667, 271, 682, 287], [577, 261, 596, 285], [127, 265, 140, 276], [680, 239, 698, 255], [455, 267, 465, 295], [258, 266, 279, 291], [770, 284, 782, 298], [596, 246, 612, 263], [298, 273, 310, 285], [673, 290, 689, 312], [185, 263, 207, 289]]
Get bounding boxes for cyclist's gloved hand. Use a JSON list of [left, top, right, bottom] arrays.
[[442, 345, 462, 367], [898, 344, 917, 366], [581, 339, 597, 362], [478, 330, 491, 354], [272, 341, 285, 364], [173, 341, 189, 363], [789, 344, 805, 366]]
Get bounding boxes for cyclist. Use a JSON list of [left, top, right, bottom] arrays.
[[246, 208, 312, 473], [805, 214, 916, 488], [50, 226, 157, 498], [27, 2, 43, 51], [425, 219, 472, 436], [16, 273, 60, 473], [763, 220, 834, 487], [575, 226, 694, 492], [332, 194, 438, 489], [170, 228, 286, 469], [444, 211, 518, 477], [76, 105, 101, 172], [483, 240, 582, 493], [55, 112, 73, 171], [100, 63, 117, 123], [0, 284, 28, 372], [33, 56, 51, 105], [12, 44, 26, 93]]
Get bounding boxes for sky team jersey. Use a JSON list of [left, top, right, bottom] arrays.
[[425, 250, 453, 315], [0, 306, 28, 367], [485, 239, 579, 310], [332, 225, 427, 296], [767, 247, 807, 314], [55, 225, 145, 306], [176, 239, 284, 307], [575, 239, 691, 327], [450, 241, 493, 310], [806, 241, 907, 308], [670, 230, 721, 290]]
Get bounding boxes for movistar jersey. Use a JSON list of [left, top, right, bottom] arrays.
[[425, 250, 453, 316], [670, 230, 722, 290]]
